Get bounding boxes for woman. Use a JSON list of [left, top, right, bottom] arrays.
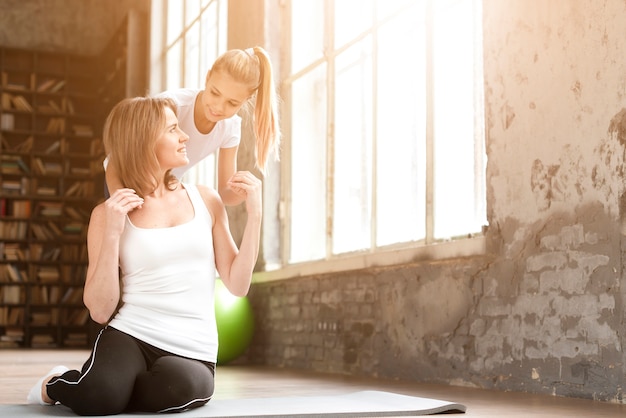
[[27, 96, 262, 415], [105, 46, 280, 206]]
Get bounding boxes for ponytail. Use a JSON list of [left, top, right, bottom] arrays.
[[210, 47, 281, 174], [249, 46, 281, 174]]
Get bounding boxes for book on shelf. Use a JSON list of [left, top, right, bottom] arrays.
[[10, 95, 33, 112], [31, 333, 56, 348], [0, 221, 28, 239], [1, 155, 29, 174], [3, 135, 34, 153], [60, 287, 84, 305], [36, 78, 60, 92], [30, 223, 55, 240], [45, 117, 65, 134], [1, 113, 14, 130], [36, 201, 63, 217], [10, 200, 31, 217], [1, 92, 12, 109], [44, 139, 62, 154], [7, 308, 24, 326], [72, 124, 93, 136], [65, 308, 90, 326], [48, 79, 65, 93], [4, 264, 22, 282], [64, 206, 85, 220], [37, 266, 60, 283], [64, 97, 75, 115], [36, 185, 57, 196], [1, 180, 23, 194], [2, 243, 27, 261], [32, 158, 62, 175], [1, 285, 22, 304], [41, 246, 61, 261], [63, 222, 83, 234]]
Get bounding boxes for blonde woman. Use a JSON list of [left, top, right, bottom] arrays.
[[28, 96, 262, 415]]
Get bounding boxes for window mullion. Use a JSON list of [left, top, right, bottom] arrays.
[[370, 4, 378, 252], [325, 0, 335, 259], [425, 0, 435, 244]]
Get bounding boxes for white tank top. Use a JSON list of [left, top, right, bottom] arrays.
[[108, 184, 218, 362]]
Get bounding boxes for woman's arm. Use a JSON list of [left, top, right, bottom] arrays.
[[200, 171, 262, 296], [216, 146, 246, 206], [83, 188, 144, 323]]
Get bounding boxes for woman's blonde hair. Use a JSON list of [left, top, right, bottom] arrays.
[[103, 97, 178, 197], [208, 46, 281, 174]]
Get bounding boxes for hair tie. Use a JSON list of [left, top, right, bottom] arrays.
[[245, 47, 255, 57]]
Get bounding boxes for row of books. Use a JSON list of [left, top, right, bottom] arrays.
[[1, 182, 96, 200], [0, 219, 86, 240], [0, 262, 87, 283], [2, 71, 67, 93], [1, 242, 87, 262], [0, 282, 84, 304], [1, 135, 103, 157], [1, 92, 32, 112]]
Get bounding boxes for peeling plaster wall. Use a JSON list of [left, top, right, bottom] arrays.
[[244, 0, 626, 403]]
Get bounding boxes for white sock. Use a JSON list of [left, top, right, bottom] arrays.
[[26, 365, 70, 405]]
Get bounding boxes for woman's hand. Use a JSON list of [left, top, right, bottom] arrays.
[[104, 188, 144, 234], [227, 171, 262, 217]]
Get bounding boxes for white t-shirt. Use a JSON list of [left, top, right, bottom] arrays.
[[108, 184, 219, 362]]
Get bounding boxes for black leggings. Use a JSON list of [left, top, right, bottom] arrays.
[[47, 327, 215, 416]]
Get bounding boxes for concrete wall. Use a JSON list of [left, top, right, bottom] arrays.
[[0, 0, 149, 56], [243, 0, 626, 403]]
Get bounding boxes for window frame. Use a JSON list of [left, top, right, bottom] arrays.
[[258, 0, 487, 281]]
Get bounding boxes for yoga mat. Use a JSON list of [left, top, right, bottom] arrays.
[[0, 390, 466, 417]]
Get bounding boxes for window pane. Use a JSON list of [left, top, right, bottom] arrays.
[[376, 0, 419, 21], [165, 40, 183, 90], [291, 0, 324, 73], [432, 0, 483, 238], [376, 3, 426, 246], [199, 1, 224, 85], [290, 65, 327, 263], [185, 0, 201, 25], [334, 0, 373, 49], [184, 21, 200, 87], [333, 40, 373, 254], [167, 0, 183, 45]]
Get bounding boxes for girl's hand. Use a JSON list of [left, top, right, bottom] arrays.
[[104, 188, 144, 234], [227, 171, 262, 216]]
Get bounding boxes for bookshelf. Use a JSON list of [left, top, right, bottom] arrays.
[[0, 47, 104, 348]]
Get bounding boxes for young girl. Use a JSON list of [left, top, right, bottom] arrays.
[[27, 96, 262, 415], [105, 46, 280, 206]]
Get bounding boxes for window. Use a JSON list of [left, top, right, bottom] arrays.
[[149, 0, 227, 187], [280, 0, 486, 268]]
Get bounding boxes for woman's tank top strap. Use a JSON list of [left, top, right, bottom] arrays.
[[183, 183, 211, 222]]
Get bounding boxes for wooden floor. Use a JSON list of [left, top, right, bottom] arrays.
[[1, 349, 626, 417]]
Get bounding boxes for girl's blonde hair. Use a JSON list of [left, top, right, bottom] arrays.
[[103, 97, 178, 197], [209, 46, 281, 174]]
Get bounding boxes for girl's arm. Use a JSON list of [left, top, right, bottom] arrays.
[[216, 146, 246, 206], [83, 188, 144, 323], [200, 171, 262, 296]]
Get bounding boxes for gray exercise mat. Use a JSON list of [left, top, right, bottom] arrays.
[[0, 390, 466, 417]]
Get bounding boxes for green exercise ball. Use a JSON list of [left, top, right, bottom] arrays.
[[214, 279, 255, 364]]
